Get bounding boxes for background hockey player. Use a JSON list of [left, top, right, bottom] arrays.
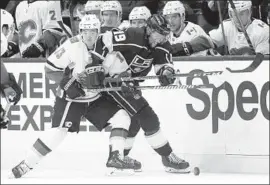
[[84, 1, 104, 21], [163, 1, 215, 57], [0, 32, 22, 129], [1, 9, 20, 58], [129, 6, 152, 28], [100, 1, 126, 33], [209, 0, 269, 55], [94, 14, 190, 173], [10, 15, 135, 179], [15, 0, 72, 58]]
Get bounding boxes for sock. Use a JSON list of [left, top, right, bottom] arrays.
[[145, 129, 172, 156], [24, 128, 68, 168], [124, 137, 135, 156], [109, 128, 128, 156]]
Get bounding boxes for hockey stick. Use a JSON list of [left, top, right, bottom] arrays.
[[87, 84, 216, 92], [57, 21, 72, 38], [69, 1, 77, 36], [227, 0, 256, 54], [226, 52, 264, 73], [217, 1, 228, 55], [104, 71, 223, 84]]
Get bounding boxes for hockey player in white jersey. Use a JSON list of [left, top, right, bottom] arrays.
[[10, 15, 135, 179], [85, 1, 104, 21], [1, 9, 20, 58], [100, 1, 126, 33], [209, 0, 269, 55], [129, 6, 151, 28], [163, 1, 215, 56], [15, 0, 72, 58]]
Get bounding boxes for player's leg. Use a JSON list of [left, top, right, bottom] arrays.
[[137, 105, 190, 173], [124, 118, 141, 156], [85, 96, 135, 171], [11, 97, 86, 178], [123, 118, 142, 171]]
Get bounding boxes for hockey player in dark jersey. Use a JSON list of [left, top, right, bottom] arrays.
[[0, 33, 22, 129], [94, 14, 190, 173]]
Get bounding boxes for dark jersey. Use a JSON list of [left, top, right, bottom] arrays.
[[94, 27, 173, 77]]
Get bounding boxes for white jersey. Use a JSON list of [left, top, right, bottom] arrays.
[[15, 1, 62, 54], [168, 22, 212, 56], [1, 32, 8, 56], [46, 36, 101, 102], [209, 19, 269, 55]]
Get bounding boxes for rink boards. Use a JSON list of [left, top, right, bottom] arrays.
[[1, 56, 269, 174]]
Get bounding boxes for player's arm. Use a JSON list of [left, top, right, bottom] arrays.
[[208, 21, 228, 49], [0, 60, 22, 105], [44, 39, 71, 84], [153, 42, 175, 86], [171, 34, 215, 57], [22, 2, 71, 58], [254, 23, 269, 55]]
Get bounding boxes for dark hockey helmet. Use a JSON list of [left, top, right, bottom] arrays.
[[146, 14, 170, 36]]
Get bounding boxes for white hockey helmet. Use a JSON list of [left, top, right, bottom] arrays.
[[163, 1, 185, 18], [228, 0, 252, 12], [79, 14, 101, 33], [85, 1, 104, 12], [101, 1, 122, 18], [129, 6, 151, 21], [1, 9, 14, 38]]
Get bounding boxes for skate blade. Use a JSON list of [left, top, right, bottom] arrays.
[[8, 172, 17, 179], [165, 167, 190, 174], [106, 167, 135, 176], [134, 168, 142, 173]]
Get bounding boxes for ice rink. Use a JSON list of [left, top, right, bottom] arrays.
[[1, 169, 269, 184], [1, 131, 269, 184]]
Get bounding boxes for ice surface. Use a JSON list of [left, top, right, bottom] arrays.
[[1, 169, 268, 184]]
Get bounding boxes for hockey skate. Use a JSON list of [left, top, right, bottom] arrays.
[[106, 150, 137, 175], [10, 160, 32, 178], [124, 155, 142, 172], [162, 152, 190, 173]]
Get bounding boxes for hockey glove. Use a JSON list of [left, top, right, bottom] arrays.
[[118, 72, 141, 98], [1, 73, 23, 105], [60, 66, 85, 99], [0, 104, 9, 129], [78, 64, 105, 89], [22, 42, 44, 58], [171, 42, 193, 56], [2, 42, 20, 58], [157, 66, 176, 86]]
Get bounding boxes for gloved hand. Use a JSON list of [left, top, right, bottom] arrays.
[[171, 42, 193, 56], [60, 66, 85, 99], [2, 73, 23, 105], [78, 64, 105, 88], [22, 42, 44, 58], [158, 66, 176, 86], [117, 71, 141, 98]]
